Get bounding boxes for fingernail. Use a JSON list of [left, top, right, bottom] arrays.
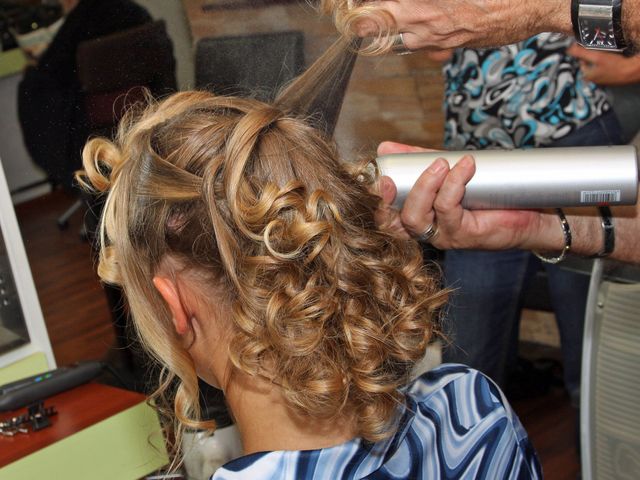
[[429, 159, 447, 173], [458, 155, 474, 168]]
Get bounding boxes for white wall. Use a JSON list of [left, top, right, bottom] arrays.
[[0, 72, 50, 204]]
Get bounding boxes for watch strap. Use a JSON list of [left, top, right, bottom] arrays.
[[612, 0, 627, 50], [572, 0, 581, 41], [590, 206, 615, 258]]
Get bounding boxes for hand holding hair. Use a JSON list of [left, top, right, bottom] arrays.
[[322, 0, 640, 53], [321, 0, 573, 53]]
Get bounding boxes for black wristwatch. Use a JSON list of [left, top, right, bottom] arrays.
[[572, 0, 628, 51]]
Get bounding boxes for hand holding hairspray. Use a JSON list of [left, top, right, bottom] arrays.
[[377, 146, 639, 209]]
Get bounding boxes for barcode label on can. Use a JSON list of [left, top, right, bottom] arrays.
[[580, 190, 621, 204]]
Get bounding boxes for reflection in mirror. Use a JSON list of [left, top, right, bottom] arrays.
[[0, 224, 30, 355]]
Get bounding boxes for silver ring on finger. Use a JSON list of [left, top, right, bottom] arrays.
[[391, 32, 414, 56], [417, 223, 439, 244]]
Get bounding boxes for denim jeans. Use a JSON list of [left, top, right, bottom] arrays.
[[442, 110, 623, 402]]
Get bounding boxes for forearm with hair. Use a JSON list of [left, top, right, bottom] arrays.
[[521, 202, 640, 265], [534, 0, 573, 36], [563, 204, 640, 264], [464, 0, 572, 46]]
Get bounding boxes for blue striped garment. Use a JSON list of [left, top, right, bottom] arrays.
[[211, 364, 542, 479]]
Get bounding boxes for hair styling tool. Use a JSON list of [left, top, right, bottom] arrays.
[[377, 145, 639, 209], [0, 360, 104, 412]]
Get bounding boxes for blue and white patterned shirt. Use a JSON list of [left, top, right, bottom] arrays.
[[211, 364, 541, 479], [444, 33, 611, 149]]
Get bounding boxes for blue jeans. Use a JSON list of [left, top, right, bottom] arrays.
[[442, 111, 623, 402]]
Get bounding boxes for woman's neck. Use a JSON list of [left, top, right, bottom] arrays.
[[224, 371, 357, 455]]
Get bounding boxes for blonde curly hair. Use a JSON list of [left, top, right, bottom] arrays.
[[319, 0, 399, 54], [79, 90, 447, 454]]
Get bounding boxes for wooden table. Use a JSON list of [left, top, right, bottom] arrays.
[[0, 383, 168, 479]]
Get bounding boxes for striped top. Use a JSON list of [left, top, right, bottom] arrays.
[[211, 364, 542, 479]]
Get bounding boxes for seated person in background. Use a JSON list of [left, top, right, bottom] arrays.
[[18, 0, 151, 189], [78, 90, 541, 479]]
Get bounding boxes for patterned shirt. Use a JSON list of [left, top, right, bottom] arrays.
[[444, 33, 611, 149], [211, 364, 542, 479]]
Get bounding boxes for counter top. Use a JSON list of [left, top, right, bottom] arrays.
[[0, 382, 168, 479]]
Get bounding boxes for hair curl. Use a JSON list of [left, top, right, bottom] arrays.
[[319, 0, 399, 55], [79, 90, 447, 456]]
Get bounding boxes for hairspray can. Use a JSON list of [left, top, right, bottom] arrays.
[[377, 145, 639, 209]]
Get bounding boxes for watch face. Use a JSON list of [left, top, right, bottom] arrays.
[[579, 17, 618, 49]]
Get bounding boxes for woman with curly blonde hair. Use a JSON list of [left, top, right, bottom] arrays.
[[79, 84, 540, 478]]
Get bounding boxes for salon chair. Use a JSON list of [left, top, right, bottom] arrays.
[[579, 258, 640, 480], [195, 31, 363, 139], [57, 19, 177, 230], [195, 31, 304, 102], [61, 20, 176, 387]]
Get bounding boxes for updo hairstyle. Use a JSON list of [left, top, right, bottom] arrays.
[[79, 90, 446, 449]]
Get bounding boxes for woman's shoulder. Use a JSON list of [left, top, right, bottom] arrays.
[[402, 363, 540, 478], [406, 362, 473, 396], [406, 362, 504, 408], [407, 363, 530, 441], [408, 363, 510, 411]]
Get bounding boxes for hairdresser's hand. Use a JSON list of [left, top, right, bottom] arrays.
[[358, 0, 572, 50], [568, 44, 640, 86], [376, 141, 564, 252]]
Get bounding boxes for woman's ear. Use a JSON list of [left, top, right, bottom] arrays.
[[153, 276, 190, 335]]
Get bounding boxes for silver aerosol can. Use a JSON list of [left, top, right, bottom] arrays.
[[377, 145, 639, 209]]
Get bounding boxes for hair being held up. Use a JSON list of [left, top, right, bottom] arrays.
[[77, 86, 447, 457], [318, 0, 399, 54]]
